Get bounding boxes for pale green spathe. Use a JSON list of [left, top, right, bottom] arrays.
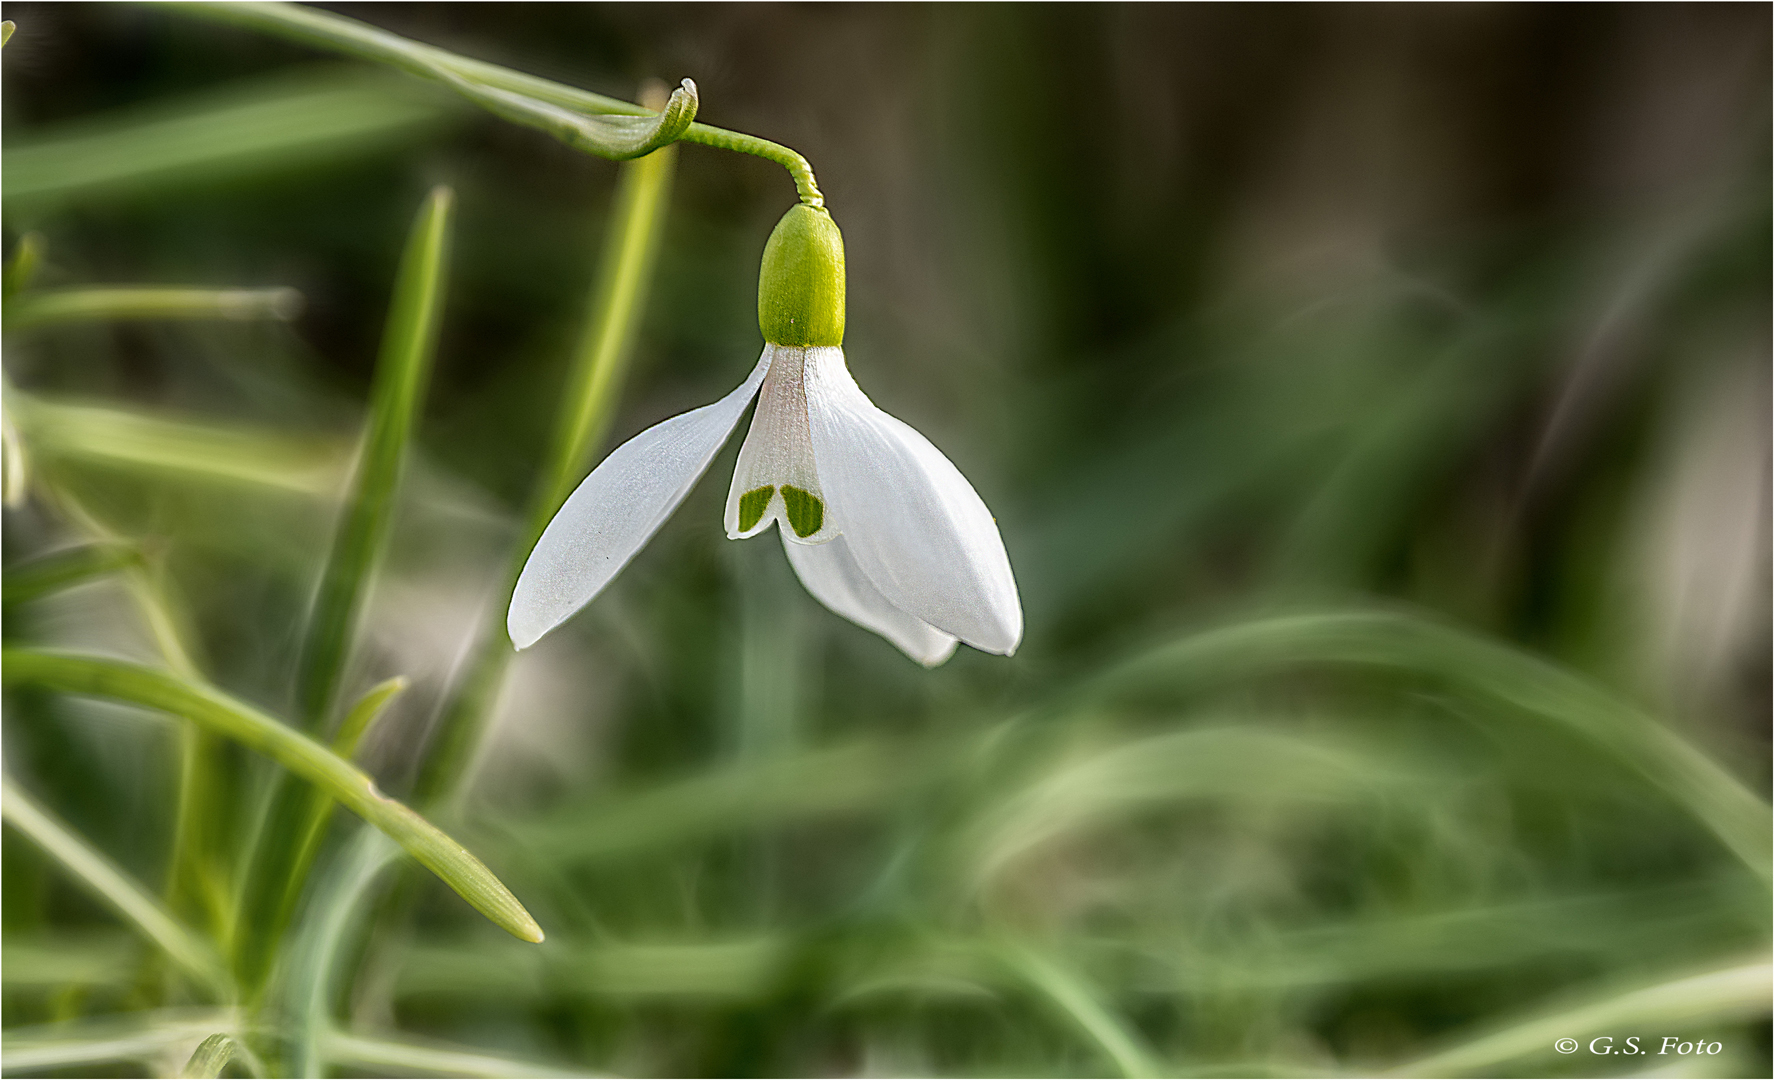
[[757, 204, 845, 347]]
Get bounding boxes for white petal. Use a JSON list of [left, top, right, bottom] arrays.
[[724, 345, 834, 543], [802, 348, 1023, 655], [508, 350, 773, 648], [782, 532, 958, 666]]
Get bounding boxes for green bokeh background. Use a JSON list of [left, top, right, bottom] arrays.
[[2, 4, 1769, 1077]]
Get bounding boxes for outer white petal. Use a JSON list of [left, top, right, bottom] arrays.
[[803, 348, 1023, 655], [508, 350, 772, 648], [781, 532, 958, 666]]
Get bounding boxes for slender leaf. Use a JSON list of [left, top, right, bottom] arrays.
[[0, 1008, 236, 1072], [2, 541, 142, 606], [235, 678, 408, 992], [1388, 956, 1772, 1077], [3, 68, 451, 206], [1, 776, 228, 993], [180, 1033, 240, 1078], [235, 188, 450, 993], [297, 187, 450, 729], [1, 651, 544, 944], [1074, 610, 1772, 881], [12, 394, 350, 494], [514, 740, 911, 864], [323, 1029, 586, 1079], [4, 286, 301, 329], [997, 942, 1163, 1079], [3, 231, 44, 297]]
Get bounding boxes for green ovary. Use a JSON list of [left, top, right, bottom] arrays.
[[738, 486, 774, 531], [781, 485, 824, 537]]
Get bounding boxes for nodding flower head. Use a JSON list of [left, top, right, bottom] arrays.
[[509, 204, 1021, 666]]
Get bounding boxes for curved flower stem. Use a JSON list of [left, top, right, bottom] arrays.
[[157, 1, 823, 200], [680, 124, 824, 207]]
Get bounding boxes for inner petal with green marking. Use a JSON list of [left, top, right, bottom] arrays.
[[780, 485, 825, 538], [738, 486, 775, 532], [723, 347, 834, 542]]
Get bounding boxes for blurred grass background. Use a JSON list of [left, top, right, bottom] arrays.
[[2, 3, 1769, 1077]]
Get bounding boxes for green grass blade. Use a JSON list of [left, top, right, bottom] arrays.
[[2, 541, 143, 606], [323, 1029, 586, 1079], [12, 395, 351, 495], [4, 286, 301, 329], [997, 942, 1162, 1079], [415, 111, 678, 807], [298, 187, 451, 730], [3, 232, 45, 298], [234, 678, 407, 993], [232, 188, 449, 994], [2, 932, 142, 990], [1080, 610, 1772, 882], [179, 1033, 240, 1078], [514, 740, 910, 864], [3, 68, 451, 207], [1, 651, 544, 944], [1388, 955, 1772, 1077], [0, 776, 228, 994], [0, 1009, 237, 1072], [270, 825, 403, 1077]]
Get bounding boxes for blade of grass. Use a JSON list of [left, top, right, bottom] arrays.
[[236, 188, 450, 993], [3, 932, 142, 989], [3, 68, 451, 207], [235, 678, 408, 993], [1387, 955, 1772, 1077], [0, 1009, 237, 1072], [996, 941, 1162, 1079], [179, 1033, 241, 1078], [1076, 610, 1772, 883], [3, 231, 45, 298], [414, 97, 678, 808], [13, 394, 351, 495], [323, 1029, 588, 1079], [2, 541, 143, 606], [3, 286, 302, 329], [513, 740, 911, 865], [1, 650, 544, 945], [1, 776, 228, 994], [297, 187, 450, 730]]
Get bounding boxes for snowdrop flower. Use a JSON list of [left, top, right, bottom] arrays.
[[509, 204, 1021, 665]]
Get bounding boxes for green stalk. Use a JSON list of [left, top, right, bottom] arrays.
[[235, 189, 450, 993], [413, 120, 678, 808], [1, 776, 229, 995], [164, 2, 695, 160], [158, 1, 823, 200], [2, 650, 544, 944], [3, 287, 301, 329]]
